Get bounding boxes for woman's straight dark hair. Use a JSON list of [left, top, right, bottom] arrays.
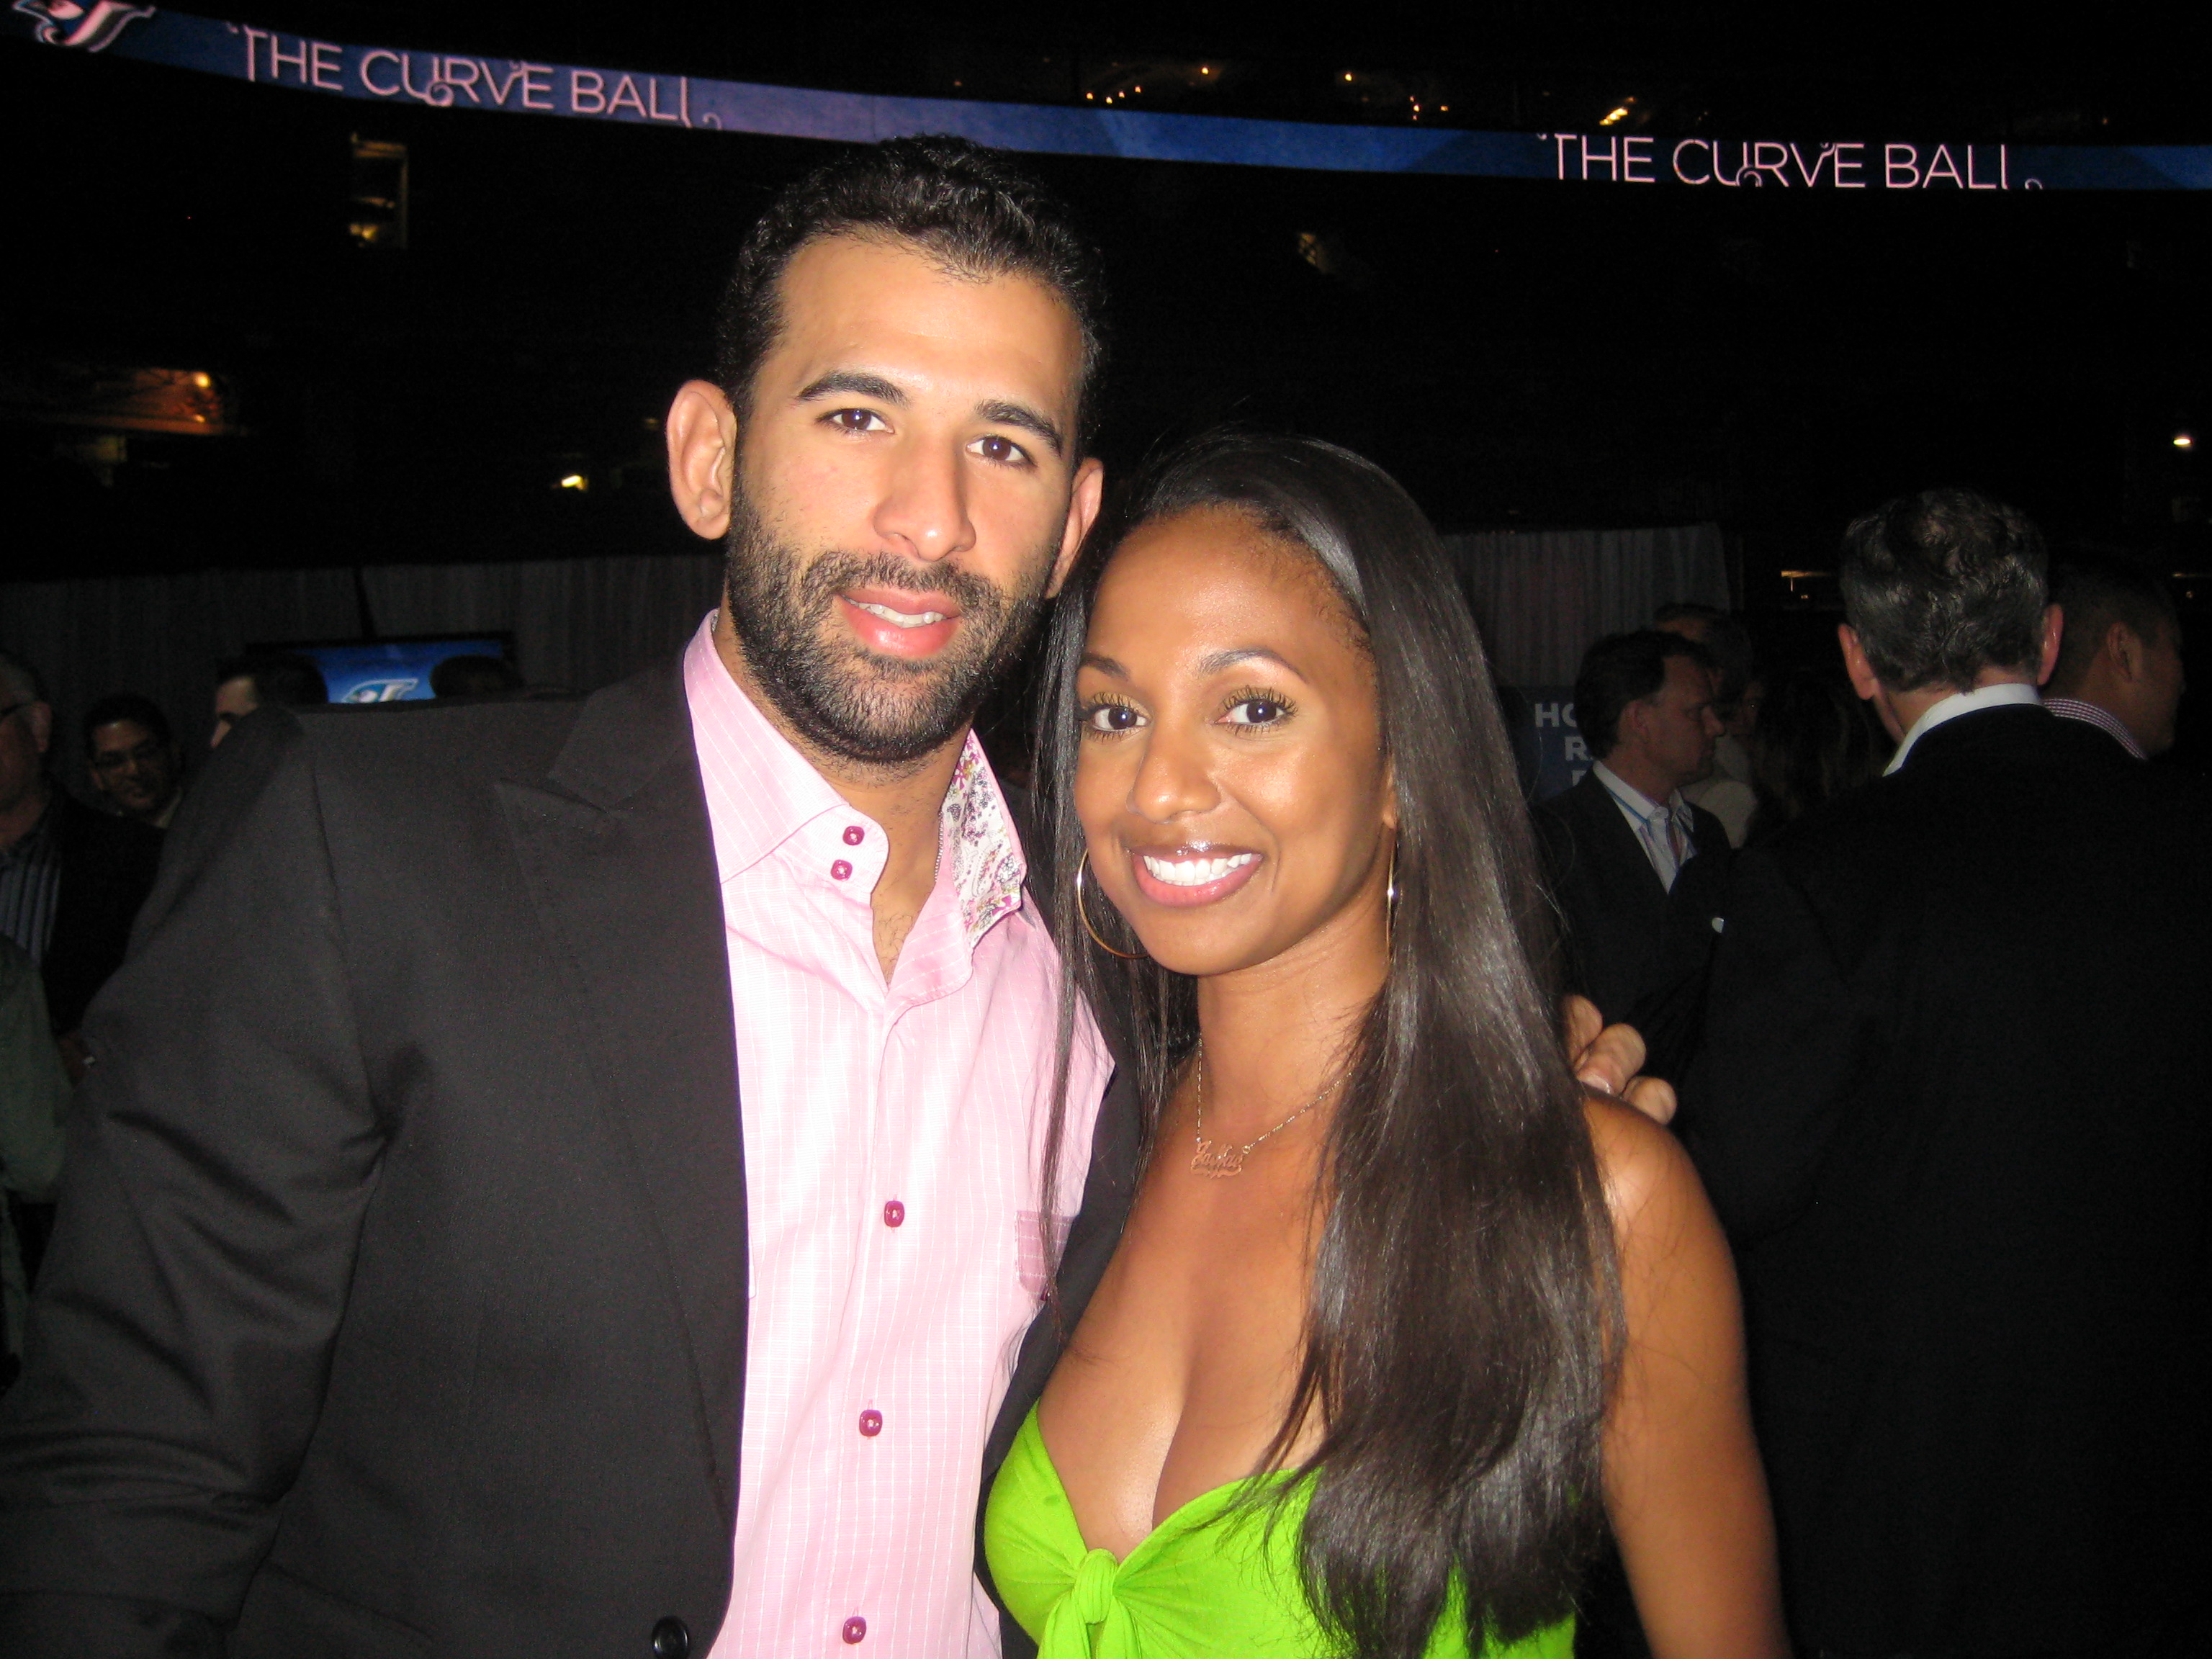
[[1032, 431, 1621, 1658]]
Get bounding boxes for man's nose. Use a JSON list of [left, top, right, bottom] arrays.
[[872, 441, 976, 563]]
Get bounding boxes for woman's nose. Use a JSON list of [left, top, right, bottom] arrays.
[[1128, 724, 1218, 822]]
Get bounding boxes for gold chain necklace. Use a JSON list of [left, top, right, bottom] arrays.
[[1190, 1046, 1341, 1178]]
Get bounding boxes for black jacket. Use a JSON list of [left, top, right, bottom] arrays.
[[1683, 705, 2212, 1655], [1532, 768, 1730, 1083], [41, 791, 161, 1037], [0, 661, 1144, 1658]]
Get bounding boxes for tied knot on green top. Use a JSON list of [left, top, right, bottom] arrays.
[[1069, 1548, 1123, 1625], [1040, 1545, 1140, 1655]]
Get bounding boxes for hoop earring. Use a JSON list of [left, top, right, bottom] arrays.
[[1385, 842, 1399, 958], [1075, 850, 1147, 961]]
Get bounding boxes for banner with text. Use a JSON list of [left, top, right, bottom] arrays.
[[13, 5, 2212, 192]]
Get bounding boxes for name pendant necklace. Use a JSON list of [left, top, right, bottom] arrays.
[[1190, 1046, 1344, 1178]]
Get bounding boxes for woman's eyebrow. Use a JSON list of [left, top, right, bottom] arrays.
[[1197, 646, 1307, 680], [1079, 652, 1129, 679]]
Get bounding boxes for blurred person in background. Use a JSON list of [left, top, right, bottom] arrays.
[[82, 694, 184, 830], [0, 647, 158, 1306], [1535, 629, 1730, 1084], [1685, 486, 2211, 1658], [1742, 669, 1885, 845], [210, 651, 328, 747], [0, 649, 161, 1064], [2044, 549, 2186, 760], [1653, 602, 1758, 846], [0, 936, 69, 1389]]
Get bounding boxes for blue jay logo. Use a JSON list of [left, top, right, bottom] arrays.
[[12, 1, 154, 52]]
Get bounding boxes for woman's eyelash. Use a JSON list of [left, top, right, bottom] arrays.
[[1076, 696, 1144, 734], [1219, 685, 1297, 726]]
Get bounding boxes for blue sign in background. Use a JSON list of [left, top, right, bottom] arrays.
[[14, 6, 2212, 192], [1514, 686, 1589, 802], [292, 638, 505, 704]]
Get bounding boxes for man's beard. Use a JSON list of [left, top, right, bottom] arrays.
[[721, 484, 1055, 768]]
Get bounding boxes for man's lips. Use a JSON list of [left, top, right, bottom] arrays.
[[1126, 845, 1263, 909], [837, 587, 963, 657]]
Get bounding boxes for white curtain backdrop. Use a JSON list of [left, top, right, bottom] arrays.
[[1444, 523, 1730, 685], [5, 526, 1722, 796]]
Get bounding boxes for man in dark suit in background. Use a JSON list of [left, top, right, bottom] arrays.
[[1684, 487, 2211, 1658], [2043, 547, 2187, 760], [1534, 629, 1730, 1083]]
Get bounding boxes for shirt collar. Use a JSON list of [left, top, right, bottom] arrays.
[[681, 613, 1028, 949], [1592, 760, 1685, 824], [2041, 696, 2148, 760], [1884, 681, 2042, 775]]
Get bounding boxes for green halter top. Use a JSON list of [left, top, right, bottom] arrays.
[[984, 1403, 1575, 1658]]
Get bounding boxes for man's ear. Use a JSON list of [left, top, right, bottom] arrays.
[[2106, 620, 2145, 683], [1046, 457, 1106, 598], [1838, 624, 1881, 702], [2036, 603, 2063, 687], [666, 380, 739, 541]]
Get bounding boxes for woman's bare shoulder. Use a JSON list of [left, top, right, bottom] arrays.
[[1581, 1092, 1710, 1254]]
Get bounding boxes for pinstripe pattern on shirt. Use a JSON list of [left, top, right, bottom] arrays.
[[684, 616, 1107, 1658]]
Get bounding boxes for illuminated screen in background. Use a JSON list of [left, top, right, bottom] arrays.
[[279, 638, 510, 704]]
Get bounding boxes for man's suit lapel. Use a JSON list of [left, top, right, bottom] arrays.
[[1572, 773, 1668, 922], [496, 661, 747, 1519]]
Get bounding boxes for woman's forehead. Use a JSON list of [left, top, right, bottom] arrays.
[[1092, 506, 1362, 651]]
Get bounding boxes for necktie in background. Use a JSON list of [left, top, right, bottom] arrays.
[[1640, 801, 1688, 892]]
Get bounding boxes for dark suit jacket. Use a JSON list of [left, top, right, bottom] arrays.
[[0, 660, 1146, 1658], [1532, 769, 1730, 1082], [41, 791, 161, 1037], [1683, 705, 2212, 1655]]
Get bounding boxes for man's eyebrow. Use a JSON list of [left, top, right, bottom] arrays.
[[978, 400, 1065, 458], [794, 370, 907, 406], [1197, 647, 1308, 680], [1079, 652, 1128, 679]]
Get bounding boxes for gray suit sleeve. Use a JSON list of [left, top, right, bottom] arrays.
[[0, 710, 385, 1650]]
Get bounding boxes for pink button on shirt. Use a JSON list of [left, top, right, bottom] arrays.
[[685, 617, 1106, 1658]]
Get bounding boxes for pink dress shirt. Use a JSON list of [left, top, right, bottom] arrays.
[[683, 616, 1106, 1658]]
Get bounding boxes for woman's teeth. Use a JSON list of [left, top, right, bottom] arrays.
[[1140, 853, 1258, 887], [853, 600, 948, 627]]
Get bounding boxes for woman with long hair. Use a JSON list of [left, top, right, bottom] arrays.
[[984, 432, 1784, 1658]]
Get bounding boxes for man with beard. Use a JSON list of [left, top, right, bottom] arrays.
[[0, 137, 1109, 1658]]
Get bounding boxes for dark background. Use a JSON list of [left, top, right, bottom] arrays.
[[6, 1, 2209, 755]]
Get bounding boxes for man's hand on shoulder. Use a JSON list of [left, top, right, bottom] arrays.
[[1565, 994, 1677, 1125]]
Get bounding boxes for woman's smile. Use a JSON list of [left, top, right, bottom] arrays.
[[1128, 845, 1264, 907]]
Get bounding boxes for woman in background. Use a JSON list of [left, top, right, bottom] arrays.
[[1745, 667, 1887, 843], [985, 433, 1784, 1658]]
